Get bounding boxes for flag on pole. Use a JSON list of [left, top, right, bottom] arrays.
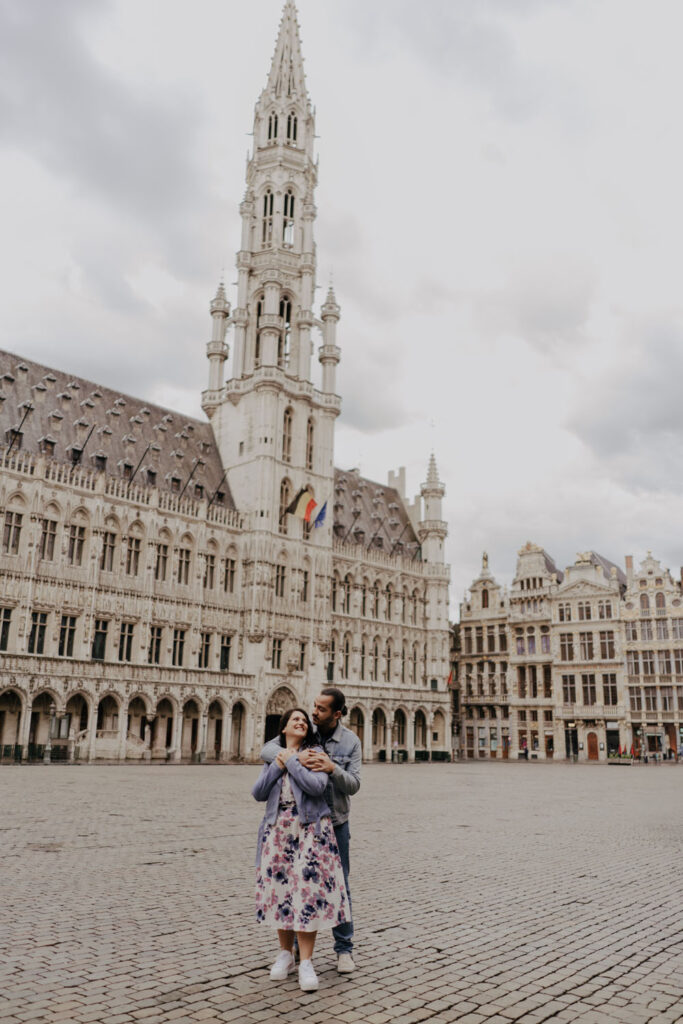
[[284, 487, 317, 522], [446, 669, 453, 687], [313, 501, 327, 528]]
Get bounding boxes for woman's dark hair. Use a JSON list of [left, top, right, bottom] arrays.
[[320, 686, 347, 716], [278, 707, 317, 748]]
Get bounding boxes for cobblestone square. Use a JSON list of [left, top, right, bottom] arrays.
[[1, 763, 682, 1024]]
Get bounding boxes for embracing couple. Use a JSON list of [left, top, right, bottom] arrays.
[[251, 686, 361, 992]]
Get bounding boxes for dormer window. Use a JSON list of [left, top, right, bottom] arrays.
[[283, 190, 295, 247], [94, 454, 107, 473], [146, 469, 157, 487], [286, 111, 298, 144], [171, 476, 181, 493], [267, 111, 278, 142], [122, 462, 133, 480], [261, 190, 274, 246]]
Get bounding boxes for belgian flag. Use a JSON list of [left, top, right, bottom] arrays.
[[283, 487, 317, 522]]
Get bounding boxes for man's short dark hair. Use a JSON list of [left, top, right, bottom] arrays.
[[320, 686, 347, 716]]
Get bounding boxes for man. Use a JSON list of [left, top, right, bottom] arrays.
[[261, 686, 361, 973]]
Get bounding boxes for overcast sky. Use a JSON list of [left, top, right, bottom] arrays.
[[2, 0, 683, 606]]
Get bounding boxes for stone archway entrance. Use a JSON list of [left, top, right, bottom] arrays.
[[264, 687, 297, 743]]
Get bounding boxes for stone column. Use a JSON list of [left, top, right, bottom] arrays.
[[170, 707, 184, 762], [86, 702, 98, 762], [221, 708, 233, 763], [197, 711, 208, 764], [407, 711, 416, 763], [426, 714, 433, 761], [116, 703, 128, 762], [362, 716, 373, 763], [384, 717, 392, 761], [18, 698, 32, 762]]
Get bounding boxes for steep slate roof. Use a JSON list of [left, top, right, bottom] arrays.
[[0, 349, 234, 507], [543, 550, 564, 583], [332, 467, 420, 557], [589, 550, 627, 587]]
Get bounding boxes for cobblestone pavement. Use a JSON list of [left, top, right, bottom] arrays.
[[1, 763, 683, 1024]]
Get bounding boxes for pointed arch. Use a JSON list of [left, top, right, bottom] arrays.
[[283, 189, 295, 246], [267, 110, 279, 142], [286, 110, 298, 144], [279, 295, 292, 367], [279, 478, 291, 536], [261, 189, 274, 247], [305, 417, 314, 471], [282, 407, 293, 463]]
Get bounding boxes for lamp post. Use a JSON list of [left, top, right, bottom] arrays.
[[43, 702, 56, 764]]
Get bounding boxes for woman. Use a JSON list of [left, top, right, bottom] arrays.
[[252, 707, 349, 992]]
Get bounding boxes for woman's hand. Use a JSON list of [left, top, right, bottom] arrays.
[[275, 747, 297, 769]]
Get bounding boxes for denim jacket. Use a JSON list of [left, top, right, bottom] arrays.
[[251, 747, 332, 867], [261, 722, 361, 827]]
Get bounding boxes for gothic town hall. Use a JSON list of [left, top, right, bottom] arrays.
[[0, 2, 451, 765]]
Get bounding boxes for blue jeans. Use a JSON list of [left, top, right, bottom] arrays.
[[333, 820, 353, 955]]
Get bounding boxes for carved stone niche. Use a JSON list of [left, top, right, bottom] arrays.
[[284, 638, 300, 673], [266, 686, 297, 717]]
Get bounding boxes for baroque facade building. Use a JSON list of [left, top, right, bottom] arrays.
[[459, 544, 683, 762], [0, 1, 451, 765]]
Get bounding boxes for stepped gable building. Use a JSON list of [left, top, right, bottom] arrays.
[[0, 0, 451, 765], [459, 545, 683, 762]]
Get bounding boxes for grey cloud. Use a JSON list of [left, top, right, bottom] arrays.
[[567, 316, 683, 489], [338, 0, 581, 122], [0, 0, 216, 283], [337, 336, 412, 433], [474, 258, 595, 353]]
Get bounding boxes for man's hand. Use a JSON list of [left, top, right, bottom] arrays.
[[299, 749, 334, 774]]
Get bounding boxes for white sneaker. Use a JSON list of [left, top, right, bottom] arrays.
[[337, 953, 355, 974], [269, 949, 295, 980], [298, 959, 319, 992]]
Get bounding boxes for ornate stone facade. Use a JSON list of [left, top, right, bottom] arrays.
[[0, 2, 451, 765], [459, 545, 683, 762]]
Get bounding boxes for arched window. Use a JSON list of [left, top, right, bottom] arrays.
[[255, 296, 264, 367], [261, 190, 274, 246], [371, 639, 379, 681], [305, 418, 314, 471], [384, 641, 392, 682], [360, 638, 366, 679], [401, 645, 407, 683], [640, 593, 650, 611], [342, 574, 352, 613], [360, 582, 367, 617], [267, 111, 278, 142], [342, 635, 351, 679], [412, 589, 419, 625], [401, 589, 408, 624], [282, 407, 293, 463], [279, 479, 290, 536], [331, 574, 338, 612], [482, 588, 489, 609], [286, 111, 298, 144], [412, 644, 419, 685], [656, 592, 666, 611], [283, 189, 295, 247], [372, 581, 380, 618], [279, 297, 292, 367], [385, 584, 393, 621]]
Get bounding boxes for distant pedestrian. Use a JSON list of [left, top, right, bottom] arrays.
[[252, 708, 349, 993]]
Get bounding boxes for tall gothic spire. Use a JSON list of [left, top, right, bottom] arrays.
[[266, 0, 308, 103]]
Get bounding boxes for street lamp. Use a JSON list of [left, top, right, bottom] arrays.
[[43, 702, 56, 764]]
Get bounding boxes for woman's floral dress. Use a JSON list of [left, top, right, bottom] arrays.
[[255, 773, 349, 932]]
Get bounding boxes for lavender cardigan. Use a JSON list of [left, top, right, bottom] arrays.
[[251, 747, 332, 867]]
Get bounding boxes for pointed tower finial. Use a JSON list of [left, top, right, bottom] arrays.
[[266, 0, 308, 102], [426, 451, 440, 487]]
